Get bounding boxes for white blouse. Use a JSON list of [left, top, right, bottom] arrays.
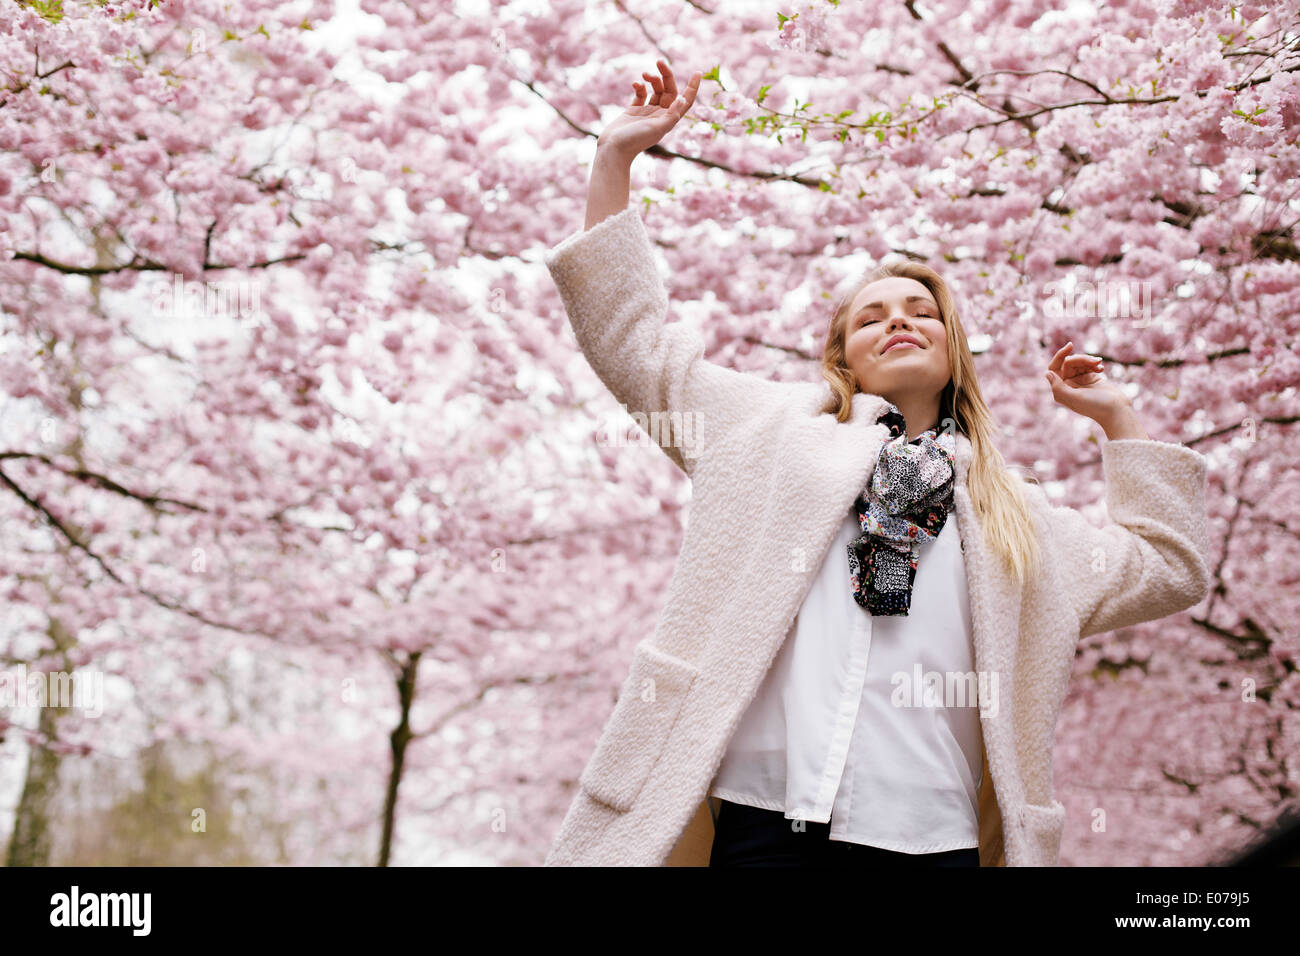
[[708, 503, 984, 853]]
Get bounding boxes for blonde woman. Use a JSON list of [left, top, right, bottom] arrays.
[[541, 59, 1211, 867]]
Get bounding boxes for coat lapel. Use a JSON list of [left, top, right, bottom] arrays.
[[717, 389, 895, 713], [950, 427, 1018, 864]]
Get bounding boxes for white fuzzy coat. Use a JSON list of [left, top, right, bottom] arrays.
[[540, 205, 1211, 866]]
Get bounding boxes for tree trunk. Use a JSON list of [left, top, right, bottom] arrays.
[[377, 651, 420, 867], [6, 685, 64, 866], [6, 615, 75, 867]]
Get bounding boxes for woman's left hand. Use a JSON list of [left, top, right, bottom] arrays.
[[1044, 341, 1132, 424]]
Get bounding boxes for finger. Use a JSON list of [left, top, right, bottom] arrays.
[[1063, 354, 1102, 370], [631, 81, 646, 105], [1063, 357, 1103, 378], [659, 59, 677, 100], [680, 71, 701, 112], [1047, 342, 1071, 376], [642, 70, 664, 102], [673, 77, 696, 118]]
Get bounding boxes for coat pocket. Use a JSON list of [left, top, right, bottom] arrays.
[[579, 642, 700, 813], [1019, 799, 1066, 865]]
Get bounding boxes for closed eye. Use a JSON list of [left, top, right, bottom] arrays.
[[859, 312, 936, 324]]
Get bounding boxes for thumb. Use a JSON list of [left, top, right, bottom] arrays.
[[1044, 370, 1057, 386]]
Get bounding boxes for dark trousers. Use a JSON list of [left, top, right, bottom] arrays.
[[708, 799, 981, 867]]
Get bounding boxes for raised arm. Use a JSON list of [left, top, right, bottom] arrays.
[[584, 59, 699, 232], [1027, 438, 1211, 639], [1031, 342, 1213, 637], [545, 60, 791, 477]]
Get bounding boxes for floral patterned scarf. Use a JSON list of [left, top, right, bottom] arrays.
[[847, 402, 957, 616]]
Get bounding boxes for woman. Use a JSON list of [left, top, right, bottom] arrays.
[[541, 60, 1211, 867]]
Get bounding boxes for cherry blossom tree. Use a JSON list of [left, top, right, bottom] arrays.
[[0, 0, 1296, 865], [0, 0, 666, 866]]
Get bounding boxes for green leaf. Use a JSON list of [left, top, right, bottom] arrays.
[[757, 84, 771, 105], [21, 0, 64, 23]]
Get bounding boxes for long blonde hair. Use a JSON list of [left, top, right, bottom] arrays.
[[820, 260, 1042, 588]]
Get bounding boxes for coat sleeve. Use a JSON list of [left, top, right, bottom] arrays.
[[1026, 438, 1212, 639], [544, 205, 790, 478]]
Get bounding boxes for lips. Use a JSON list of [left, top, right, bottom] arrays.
[[882, 334, 924, 354]]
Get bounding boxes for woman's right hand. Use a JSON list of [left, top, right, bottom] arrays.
[[597, 59, 701, 161]]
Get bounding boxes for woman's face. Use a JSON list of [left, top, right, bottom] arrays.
[[842, 276, 951, 399]]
